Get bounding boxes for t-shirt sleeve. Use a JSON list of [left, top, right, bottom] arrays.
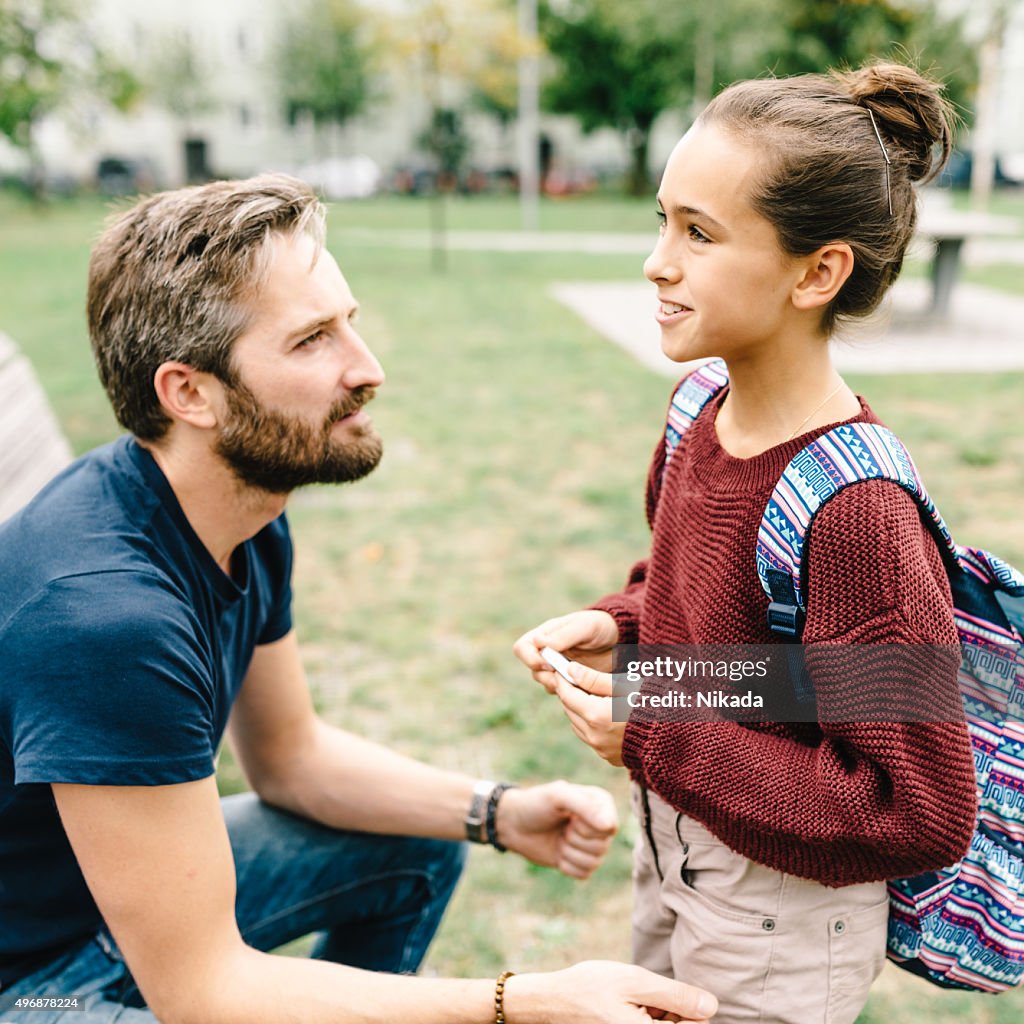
[[6, 572, 221, 787]]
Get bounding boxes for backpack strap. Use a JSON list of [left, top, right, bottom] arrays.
[[663, 359, 730, 471], [756, 422, 958, 639]]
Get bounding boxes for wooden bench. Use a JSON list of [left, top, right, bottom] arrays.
[[0, 331, 73, 522]]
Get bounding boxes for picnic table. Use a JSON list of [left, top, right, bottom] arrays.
[[915, 195, 1019, 317]]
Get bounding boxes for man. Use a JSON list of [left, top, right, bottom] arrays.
[[0, 176, 717, 1024]]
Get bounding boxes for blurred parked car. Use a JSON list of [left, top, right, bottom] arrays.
[[295, 156, 380, 199]]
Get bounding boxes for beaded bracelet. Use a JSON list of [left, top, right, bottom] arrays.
[[485, 782, 517, 852], [494, 969, 515, 1024]]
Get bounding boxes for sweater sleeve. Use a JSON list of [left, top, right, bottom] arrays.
[[628, 481, 977, 886]]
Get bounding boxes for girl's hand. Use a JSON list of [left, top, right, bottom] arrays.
[[513, 610, 619, 694], [554, 662, 625, 767]]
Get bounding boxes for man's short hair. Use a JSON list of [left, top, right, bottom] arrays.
[[87, 174, 325, 441]]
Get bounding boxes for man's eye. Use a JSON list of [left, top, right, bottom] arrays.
[[298, 329, 325, 348]]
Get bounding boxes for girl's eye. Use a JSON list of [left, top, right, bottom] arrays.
[[656, 209, 667, 232], [688, 224, 710, 244]]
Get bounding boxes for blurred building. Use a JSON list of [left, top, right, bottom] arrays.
[[3, 0, 667, 194], [4, 0, 1018, 195]]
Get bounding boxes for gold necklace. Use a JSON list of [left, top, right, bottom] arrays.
[[786, 380, 845, 441]]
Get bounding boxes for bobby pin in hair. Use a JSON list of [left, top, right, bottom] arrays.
[[866, 107, 893, 217]]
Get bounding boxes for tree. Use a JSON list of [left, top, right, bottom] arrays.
[[384, 0, 528, 267], [389, 0, 527, 149], [539, 0, 695, 195], [274, 0, 380, 151], [0, 0, 140, 196], [146, 29, 217, 127], [416, 106, 470, 184], [539, 0, 977, 196], [538, 0, 783, 194], [767, 0, 978, 122], [467, 0, 529, 128]]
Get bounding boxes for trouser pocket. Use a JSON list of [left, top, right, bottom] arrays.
[[826, 897, 889, 1023], [634, 788, 888, 1024]]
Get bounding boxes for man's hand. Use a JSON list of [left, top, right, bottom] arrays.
[[553, 664, 625, 768], [507, 961, 718, 1023], [495, 780, 618, 879], [513, 610, 619, 694]]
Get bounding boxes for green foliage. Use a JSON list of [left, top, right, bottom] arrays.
[[0, 0, 139, 165], [417, 107, 470, 177], [538, 0, 789, 194], [275, 0, 379, 129], [464, 0, 527, 126], [539, 0, 694, 193], [144, 29, 218, 122], [0, 0, 65, 148], [767, 0, 978, 124], [771, 0, 917, 73], [538, 0, 980, 194], [540, 0, 690, 137]]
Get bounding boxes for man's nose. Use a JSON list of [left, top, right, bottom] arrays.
[[341, 329, 385, 390]]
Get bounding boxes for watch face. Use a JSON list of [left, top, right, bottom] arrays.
[[465, 782, 495, 842]]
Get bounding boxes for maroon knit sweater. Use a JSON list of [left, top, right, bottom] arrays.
[[594, 385, 977, 887]]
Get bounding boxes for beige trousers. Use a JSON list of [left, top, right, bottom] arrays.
[[631, 785, 888, 1024]]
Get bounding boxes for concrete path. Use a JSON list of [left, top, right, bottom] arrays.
[[550, 277, 1024, 375]]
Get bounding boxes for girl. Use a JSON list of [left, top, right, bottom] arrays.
[[514, 62, 977, 1024]]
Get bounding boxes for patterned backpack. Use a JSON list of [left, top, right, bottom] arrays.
[[664, 358, 1024, 992]]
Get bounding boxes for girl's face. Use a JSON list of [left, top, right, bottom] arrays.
[[644, 123, 809, 363]]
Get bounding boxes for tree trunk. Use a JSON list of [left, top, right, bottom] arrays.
[[627, 128, 651, 197], [27, 118, 46, 204], [970, 4, 1008, 211]]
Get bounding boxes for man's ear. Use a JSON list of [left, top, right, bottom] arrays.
[[153, 362, 222, 430], [792, 243, 855, 312]]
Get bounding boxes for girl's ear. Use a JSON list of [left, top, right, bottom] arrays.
[[153, 361, 223, 430], [792, 243, 855, 311]]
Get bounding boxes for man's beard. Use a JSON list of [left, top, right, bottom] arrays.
[[214, 380, 383, 494]]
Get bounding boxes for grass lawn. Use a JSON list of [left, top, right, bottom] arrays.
[[2, 190, 1023, 1020]]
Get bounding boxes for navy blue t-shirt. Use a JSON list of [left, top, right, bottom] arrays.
[[0, 437, 293, 986]]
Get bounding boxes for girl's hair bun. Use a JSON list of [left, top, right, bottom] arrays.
[[699, 60, 954, 330], [833, 62, 954, 183]]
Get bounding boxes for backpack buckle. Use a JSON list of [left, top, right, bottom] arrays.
[[766, 602, 805, 638]]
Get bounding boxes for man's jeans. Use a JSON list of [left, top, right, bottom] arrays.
[[0, 793, 466, 1022]]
